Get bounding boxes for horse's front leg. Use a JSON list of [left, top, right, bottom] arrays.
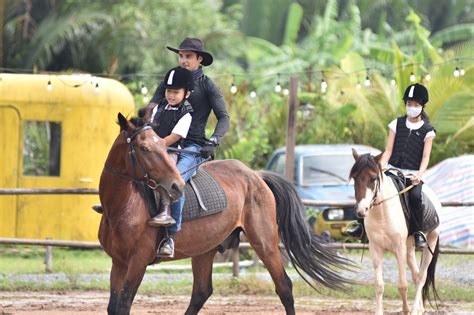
[[108, 260, 127, 315], [115, 257, 148, 315], [369, 245, 384, 315], [395, 244, 409, 314]]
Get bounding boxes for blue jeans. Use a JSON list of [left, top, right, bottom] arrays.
[[168, 144, 203, 234]]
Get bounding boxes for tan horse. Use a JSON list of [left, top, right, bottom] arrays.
[[98, 113, 355, 315], [350, 149, 440, 315]]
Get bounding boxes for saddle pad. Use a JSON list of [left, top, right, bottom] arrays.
[[182, 168, 227, 222], [386, 172, 439, 234]]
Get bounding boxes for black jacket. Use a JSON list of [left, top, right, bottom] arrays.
[[151, 71, 229, 146]]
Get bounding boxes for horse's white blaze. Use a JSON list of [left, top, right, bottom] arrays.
[[153, 136, 159, 143], [356, 187, 373, 217]]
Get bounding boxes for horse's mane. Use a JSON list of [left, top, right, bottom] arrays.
[[349, 153, 382, 179]]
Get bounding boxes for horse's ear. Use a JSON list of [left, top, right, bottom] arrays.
[[352, 148, 359, 160], [117, 113, 129, 131], [374, 152, 383, 164]]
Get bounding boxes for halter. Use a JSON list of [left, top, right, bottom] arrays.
[[105, 125, 169, 194]]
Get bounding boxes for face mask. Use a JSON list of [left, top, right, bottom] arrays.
[[406, 106, 422, 118]]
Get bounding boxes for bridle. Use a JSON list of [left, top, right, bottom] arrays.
[[365, 170, 414, 210], [105, 125, 165, 192]]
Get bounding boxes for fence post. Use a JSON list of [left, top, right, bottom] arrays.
[[231, 248, 240, 277], [44, 237, 53, 273]]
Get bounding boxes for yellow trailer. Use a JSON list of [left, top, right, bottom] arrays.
[[0, 73, 135, 241]]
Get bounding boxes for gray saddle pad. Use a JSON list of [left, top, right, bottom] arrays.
[[421, 193, 440, 233], [182, 168, 227, 222]]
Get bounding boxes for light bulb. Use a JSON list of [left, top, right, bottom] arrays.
[[95, 83, 100, 93], [424, 73, 431, 81], [364, 75, 371, 87], [283, 88, 289, 96], [321, 79, 327, 93], [410, 72, 416, 82], [141, 85, 148, 95], [460, 67, 465, 76], [143, 95, 149, 103], [230, 83, 237, 94], [356, 82, 361, 90], [454, 67, 460, 77], [390, 78, 396, 86], [250, 91, 257, 98], [274, 82, 282, 93], [47, 80, 52, 92]]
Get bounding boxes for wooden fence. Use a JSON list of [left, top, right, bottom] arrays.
[[1, 188, 473, 275]]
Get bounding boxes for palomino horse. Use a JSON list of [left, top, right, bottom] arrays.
[[350, 149, 440, 315], [98, 113, 355, 315]]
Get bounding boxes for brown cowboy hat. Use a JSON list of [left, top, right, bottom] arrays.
[[167, 37, 213, 66]]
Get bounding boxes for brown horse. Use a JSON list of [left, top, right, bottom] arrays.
[[99, 113, 355, 315]]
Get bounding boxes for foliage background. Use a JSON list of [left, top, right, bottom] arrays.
[[2, 0, 473, 168]]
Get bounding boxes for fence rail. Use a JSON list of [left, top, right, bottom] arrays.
[[1, 188, 473, 275]]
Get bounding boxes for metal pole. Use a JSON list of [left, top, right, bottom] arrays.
[[44, 237, 53, 273], [285, 76, 298, 181]]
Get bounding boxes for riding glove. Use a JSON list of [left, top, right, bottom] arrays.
[[200, 139, 218, 159]]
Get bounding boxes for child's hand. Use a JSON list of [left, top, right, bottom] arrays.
[[412, 172, 422, 185]]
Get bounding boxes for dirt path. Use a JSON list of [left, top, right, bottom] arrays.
[[1, 291, 472, 314]]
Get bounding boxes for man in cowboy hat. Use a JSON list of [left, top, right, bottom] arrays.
[[145, 37, 230, 257]]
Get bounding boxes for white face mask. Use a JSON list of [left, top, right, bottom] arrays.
[[406, 106, 422, 118]]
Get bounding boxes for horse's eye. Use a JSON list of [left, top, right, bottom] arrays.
[[370, 176, 377, 183]]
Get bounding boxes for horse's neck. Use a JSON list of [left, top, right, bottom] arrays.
[[369, 173, 403, 221]]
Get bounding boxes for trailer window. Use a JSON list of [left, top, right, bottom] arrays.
[[23, 121, 61, 176]]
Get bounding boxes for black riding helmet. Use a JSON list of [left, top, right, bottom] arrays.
[[163, 66, 194, 91], [402, 83, 429, 106]]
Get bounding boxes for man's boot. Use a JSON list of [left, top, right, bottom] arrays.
[[149, 190, 176, 227], [157, 232, 176, 258], [414, 231, 427, 250]]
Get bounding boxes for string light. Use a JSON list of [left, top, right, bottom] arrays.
[[283, 88, 289, 96], [141, 84, 148, 95], [364, 75, 371, 87], [250, 90, 257, 98], [356, 81, 361, 90], [274, 73, 282, 93], [390, 78, 396, 86], [424, 73, 431, 81], [230, 83, 237, 94], [320, 78, 327, 94], [454, 66, 460, 77], [230, 75, 238, 94], [95, 82, 100, 93], [460, 66, 465, 76], [143, 95, 149, 103], [47, 79, 52, 92], [409, 71, 416, 82]]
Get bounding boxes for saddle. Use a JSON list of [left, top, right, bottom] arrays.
[[146, 168, 227, 222], [385, 171, 439, 235]]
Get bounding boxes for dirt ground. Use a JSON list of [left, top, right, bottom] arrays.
[[1, 291, 472, 315]]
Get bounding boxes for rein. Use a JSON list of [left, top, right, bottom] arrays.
[[104, 126, 170, 195], [369, 178, 415, 209]]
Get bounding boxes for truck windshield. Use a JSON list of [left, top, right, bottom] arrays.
[[302, 155, 353, 185]]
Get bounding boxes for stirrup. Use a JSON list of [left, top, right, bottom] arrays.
[[157, 237, 175, 258], [343, 221, 364, 238]]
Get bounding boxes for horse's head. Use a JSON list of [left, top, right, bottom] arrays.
[[117, 112, 185, 200], [349, 149, 383, 217]]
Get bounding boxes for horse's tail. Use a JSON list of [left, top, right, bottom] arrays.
[[259, 171, 355, 292], [423, 236, 440, 307]]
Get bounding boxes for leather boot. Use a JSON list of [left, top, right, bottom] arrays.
[[149, 203, 176, 227], [149, 190, 176, 227], [414, 231, 427, 250]]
